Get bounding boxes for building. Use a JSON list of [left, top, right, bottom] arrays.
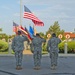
[[64, 32, 75, 40]]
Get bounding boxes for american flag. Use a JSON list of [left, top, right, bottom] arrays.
[[25, 27, 33, 40], [19, 26, 32, 40], [19, 26, 28, 35], [13, 22, 32, 40], [13, 22, 19, 33], [23, 6, 44, 26], [13, 22, 28, 35]]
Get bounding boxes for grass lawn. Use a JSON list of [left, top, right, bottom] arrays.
[[0, 50, 14, 54], [42, 51, 48, 55], [0, 52, 8, 54]]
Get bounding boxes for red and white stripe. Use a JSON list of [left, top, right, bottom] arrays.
[[23, 12, 44, 26]]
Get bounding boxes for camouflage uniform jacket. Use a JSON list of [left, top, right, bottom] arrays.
[[31, 36, 46, 52], [11, 35, 29, 51], [47, 37, 61, 52]]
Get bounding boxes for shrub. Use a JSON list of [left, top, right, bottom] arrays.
[[67, 41, 75, 53], [42, 43, 47, 51], [42, 40, 75, 53], [58, 42, 65, 53], [59, 41, 75, 53], [0, 40, 8, 52]]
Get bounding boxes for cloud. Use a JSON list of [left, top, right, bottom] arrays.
[[1, 5, 11, 10], [1, 0, 75, 35], [13, 13, 20, 17], [23, 0, 75, 5]]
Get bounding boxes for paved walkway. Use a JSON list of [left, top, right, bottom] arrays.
[[0, 53, 75, 75], [23, 50, 32, 54]]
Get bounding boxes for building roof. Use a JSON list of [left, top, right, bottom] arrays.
[[64, 32, 75, 38]]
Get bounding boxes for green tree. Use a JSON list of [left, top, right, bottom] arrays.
[[46, 21, 64, 36], [0, 28, 2, 32], [39, 32, 45, 38]]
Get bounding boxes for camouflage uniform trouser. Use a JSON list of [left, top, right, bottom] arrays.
[[33, 51, 42, 67], [15, 50, 23, 67], [50, 52, 58, 66]]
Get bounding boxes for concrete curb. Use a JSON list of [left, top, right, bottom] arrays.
[[0, 53, 75, 57]]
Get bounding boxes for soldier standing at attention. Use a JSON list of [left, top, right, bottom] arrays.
[[30, 33, 46, 70], [47, 33, 61, 70], [11, 30, 29, 70]]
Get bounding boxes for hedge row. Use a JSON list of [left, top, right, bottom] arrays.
[[0, 40, 8, 52], [59, 41, 75, 53], [0, 39, 75, 53], [42, 41, 75, 53]]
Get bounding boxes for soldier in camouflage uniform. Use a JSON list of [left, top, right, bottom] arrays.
[[30, 33, 46, 70], [11, 30, 29, 70], [47, 33, 61, 70]]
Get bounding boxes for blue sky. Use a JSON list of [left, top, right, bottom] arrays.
[[0, 0, 75, 35]]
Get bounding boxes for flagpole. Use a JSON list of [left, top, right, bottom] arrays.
[[20, 0, 22, 26], [33, 24, 37, 35]]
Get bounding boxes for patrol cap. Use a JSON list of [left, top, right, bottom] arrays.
[[18, 30, 22, 35], [52, 33, 56, 37], [36, 33, 40, 37]]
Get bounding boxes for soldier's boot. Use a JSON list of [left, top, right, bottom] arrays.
[[16, 66, 22, 70], [33, 67, 37, 70], [36, 66, 41, 70], [54, 65, 57, 69], [51, 65, 55, 70], [34, 66, 41, 70]]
